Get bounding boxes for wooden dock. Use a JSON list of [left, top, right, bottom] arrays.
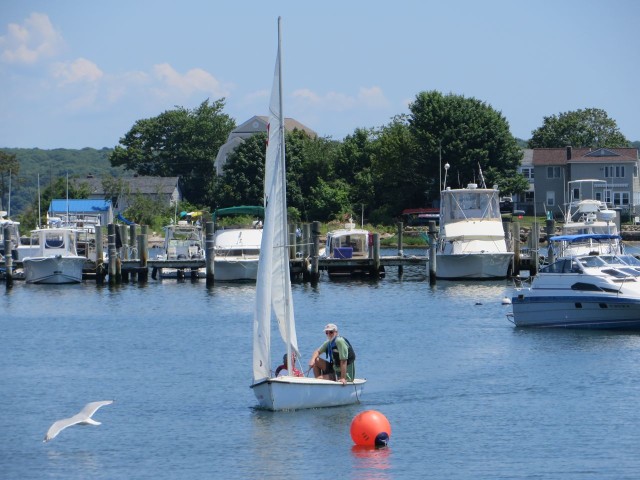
[[2, 221, 428, 286]]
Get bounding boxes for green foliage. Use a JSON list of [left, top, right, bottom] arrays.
[[483, 165, 530, 197], [4, 147, 121, 220], [409, 91, 522, 194], [110, 99, 236, 206], [0, 150, 19, 213], [528, 108, 629, 148], [210, 132, 266, 208]]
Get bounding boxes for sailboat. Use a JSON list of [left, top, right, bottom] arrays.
[[250, 18, 366, 410]]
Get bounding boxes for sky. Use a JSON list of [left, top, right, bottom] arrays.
[[0, 0, 638, 150]]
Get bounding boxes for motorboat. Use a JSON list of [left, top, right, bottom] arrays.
[[510, 233, 640, 329], [156, 220, 205, 279], [559, 179, 622, 257], [436, 182, 513, 279], [251, 19, 365, 410], [22, 227, 86, 284], [321, 219, 377, 277], [212, 206, 263, 281]]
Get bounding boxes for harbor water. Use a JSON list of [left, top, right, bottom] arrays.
[[3, 249, 640, 479]]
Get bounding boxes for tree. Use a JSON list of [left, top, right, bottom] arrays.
[[109, 99, 236, 206], [0, 150, 19, 213], [528, 108, 629, 148], [209, 132, 267, 208], [408, 91, 522, 207]]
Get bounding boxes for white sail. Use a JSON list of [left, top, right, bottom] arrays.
[[253, 17, 299, 383]]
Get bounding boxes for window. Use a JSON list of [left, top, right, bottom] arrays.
[[613, 191, 630, 206], [604, 165, 625, 178], [524, 191, 535, 202], [520, 167, 534, 180], [547, 166, 561, 179], [546, 191, 555, 206]]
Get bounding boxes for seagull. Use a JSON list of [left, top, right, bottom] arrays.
[[44, 400, 113, 442]]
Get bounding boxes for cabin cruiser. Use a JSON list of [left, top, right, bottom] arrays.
[[510, 233, 640, 329], [436, 183, 513, 279], [22, 227, 86, 284], [212, 206, 263, 281], [321, 219, 379, 277], [559, 179, 621, 257]]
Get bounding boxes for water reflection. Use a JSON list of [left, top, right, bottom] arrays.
[[350, 445, 392, 479]]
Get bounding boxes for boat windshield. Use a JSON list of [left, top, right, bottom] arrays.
[[440, 189, 501, 222]]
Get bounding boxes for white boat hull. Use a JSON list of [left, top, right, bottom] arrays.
[[512, 295, 640, 330], [23, 255, 85, 284], [251, 376, 366, 411], [436, 252, 513, 279], [214, 258, 259, 281]]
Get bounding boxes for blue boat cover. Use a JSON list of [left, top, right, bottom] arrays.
[[549, 233, 621, 242]]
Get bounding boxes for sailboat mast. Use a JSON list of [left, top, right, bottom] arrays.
[[277, 17, 294, 374]]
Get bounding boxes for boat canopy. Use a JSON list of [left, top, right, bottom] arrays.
[[440, 189, 501, 223], [212, 206, 264, 222], [550, 233, 622, 243]]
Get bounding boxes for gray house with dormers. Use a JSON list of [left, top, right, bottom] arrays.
[[532, 146, 640, 219]]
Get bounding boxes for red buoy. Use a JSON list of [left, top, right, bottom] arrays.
[[350, 410, 391, 447]]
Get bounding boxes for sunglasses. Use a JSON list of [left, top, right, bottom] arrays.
[[325, 330, 335, 335]]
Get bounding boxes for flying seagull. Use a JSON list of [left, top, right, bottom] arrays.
[[44, 400, 114, 442]]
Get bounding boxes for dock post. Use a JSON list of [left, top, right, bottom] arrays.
[[289, 223, 297, 261], [129, 224, 138, 282], [205, 221, 215, 286], [119, 224, 129, 283], [303, 223, 311, 258], [138, 225, 148, 283], [95, 225, 104, 285], [530, 221, 539, 276], [108, 224, 117, 285], [545, 219, 555, 264], [310, 221, 321, 282], [397, 222, 404, 277], [372, 233, 380, 277], [3, 227, 13, 288], [428, 221, 437, 284], [511, 221, 520, 277]]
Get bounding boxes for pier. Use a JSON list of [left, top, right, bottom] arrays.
[[2, 221, 429, 286]]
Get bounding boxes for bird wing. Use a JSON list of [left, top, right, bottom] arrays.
[[44, 400, 113, 442], [44, 414, 83, 442], [79, 400, 114, 419]]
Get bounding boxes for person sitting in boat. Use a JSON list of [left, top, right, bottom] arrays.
[[308, 323, 356, 385], [275, 353, 303, 377]]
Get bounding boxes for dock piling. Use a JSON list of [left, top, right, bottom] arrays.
[[428, 221, 437, 284], [205, 221, 214, 286], [3, 226, 13, 288]]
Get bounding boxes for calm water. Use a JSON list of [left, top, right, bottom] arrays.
[[3, 249, 640, 479]]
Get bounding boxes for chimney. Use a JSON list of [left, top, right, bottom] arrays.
[[566, 146, 572, 160]]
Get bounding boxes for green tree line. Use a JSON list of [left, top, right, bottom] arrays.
[[1, 94, 633, 230]]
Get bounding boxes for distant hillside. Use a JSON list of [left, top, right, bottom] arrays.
[[2, 147, 124, 216]]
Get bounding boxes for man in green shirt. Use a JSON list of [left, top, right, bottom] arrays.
[[308, 323, 356, 384]]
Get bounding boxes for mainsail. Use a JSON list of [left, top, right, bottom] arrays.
[[252, 16, 299, 383]]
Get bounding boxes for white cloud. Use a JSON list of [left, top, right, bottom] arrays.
[[292, 86, 389, 111], [51, 57, 103, 85], [357, 86, 390, 108], [152, 63, 232, 98], [0, 12, 64, 64]]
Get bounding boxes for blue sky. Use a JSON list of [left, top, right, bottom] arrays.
[[0, 0, 638, 149]]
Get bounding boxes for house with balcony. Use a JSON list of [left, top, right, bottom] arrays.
[[532, 146, 640, 219]]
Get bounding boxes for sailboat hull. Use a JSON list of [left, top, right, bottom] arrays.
[[251, 376, 366, 411]]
